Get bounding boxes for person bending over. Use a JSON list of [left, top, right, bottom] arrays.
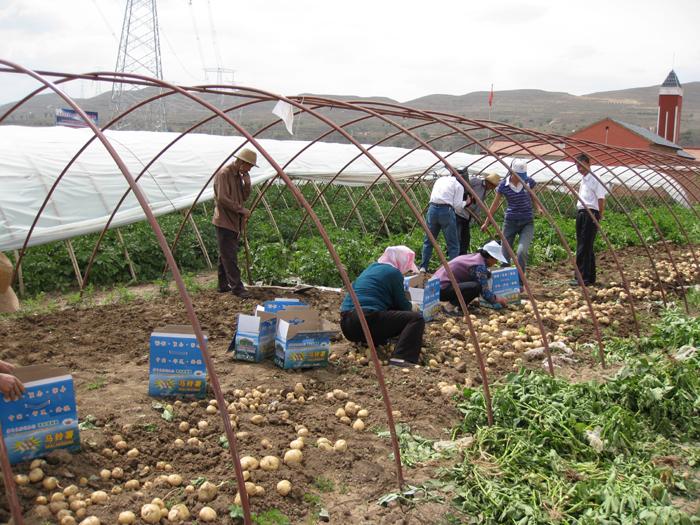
[[433, 241, 509, 314], [340, 246, 424, 367]]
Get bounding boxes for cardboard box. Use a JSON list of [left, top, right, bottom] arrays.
[[149, 325, 207, 398], [0, 365, 80, 464], [274, 309, 335, 369], [404, 275, 441, 321], [480, 267, 521, 307], [231, 299, 307, 362]]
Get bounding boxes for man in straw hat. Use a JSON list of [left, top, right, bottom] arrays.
[[454, 171, 501, 256], [212, 148, 257, 298]]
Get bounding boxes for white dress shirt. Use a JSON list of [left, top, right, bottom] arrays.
[[577, 173, 607, 210], [429, 176, 464, 209]]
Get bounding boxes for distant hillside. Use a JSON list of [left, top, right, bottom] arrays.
[[2, 81, 699, 147]]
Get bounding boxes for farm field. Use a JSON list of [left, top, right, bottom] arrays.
[[1, 244, 698, 524]]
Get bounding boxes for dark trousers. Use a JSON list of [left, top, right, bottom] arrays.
[[215, 226, 245, 293], [440, 281, 481, 306], [340, 310, 424, 364], [456, 215, 471, 256], [575, 209, 600, 284]]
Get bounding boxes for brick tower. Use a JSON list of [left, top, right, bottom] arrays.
[[657, 70, 683, 143]]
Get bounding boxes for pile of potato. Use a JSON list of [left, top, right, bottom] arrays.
[[12, 378, 370, 524]]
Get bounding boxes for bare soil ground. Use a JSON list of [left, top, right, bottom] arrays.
[[0, 245, 697, 525]]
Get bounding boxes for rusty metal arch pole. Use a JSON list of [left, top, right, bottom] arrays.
[[206, 89, 501, 423], [561, 138, 700, 297], [108, 81, 415, 490], [464, 126, 656, 331], [285, 117, 440, 242], [445, 118, 684, 336], [276, 96, 551, 390], [338, 101, 580, 372], [557, 136, 698, 312], [0, 62, 258, 524], [481, 124, 700, 316]]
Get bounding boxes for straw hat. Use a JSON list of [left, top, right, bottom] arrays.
[[234, 148, 258, 167], [0, 253, 19, 313], [484, 173, 501, 186]]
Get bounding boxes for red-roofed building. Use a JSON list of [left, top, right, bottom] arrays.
[[564, 71, 694, 162]]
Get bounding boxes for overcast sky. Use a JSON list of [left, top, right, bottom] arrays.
[[0, 0, 699, 105]]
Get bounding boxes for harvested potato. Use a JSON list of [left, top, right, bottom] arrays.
[[240, 456, 259, 470], [284, 449, 303, 465], [197, 481, 218, 503], [117, 511, 135, 525], [199, 507, 217, 522], [168, 503, 190, 522], [260, 456, 280, 471], [277, 480, 292, 496], [140, 503, 161, 524], [352, 419, 365, 431]]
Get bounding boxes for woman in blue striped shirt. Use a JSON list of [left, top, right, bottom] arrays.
[[480, 159, 539, 274]]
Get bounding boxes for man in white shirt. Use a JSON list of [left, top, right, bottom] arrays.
[[454, 172, 501, 255], [572, 153, 607, 286], [419, 172, 464, 271]]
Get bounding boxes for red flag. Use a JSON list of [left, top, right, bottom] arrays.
[[488, 84, 494, 107]]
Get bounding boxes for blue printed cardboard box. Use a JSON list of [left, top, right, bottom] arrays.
[[274, 309, 336, 369], [404, 275, 441, 321], [231, 299, 307, 362], [480, 267, 521, 307], [0, 365, 80, 465], [149, 325, 207, 398]]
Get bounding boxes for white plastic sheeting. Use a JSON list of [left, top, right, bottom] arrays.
[[0, 125, 688, 252]]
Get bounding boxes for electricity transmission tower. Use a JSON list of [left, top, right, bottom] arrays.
[[110, 0, 167, 131]]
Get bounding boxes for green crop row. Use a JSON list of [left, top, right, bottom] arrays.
[[9, 193, 700, 295]]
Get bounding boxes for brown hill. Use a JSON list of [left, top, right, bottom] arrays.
[[2, 82, 699, 147]]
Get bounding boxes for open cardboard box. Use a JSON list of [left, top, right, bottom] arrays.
[[404, 274, 441, 321], [149, 325, 208, 398], [231, 299, 306, 362], [0, 365, 80, 464], [274, 308, 336, 369]]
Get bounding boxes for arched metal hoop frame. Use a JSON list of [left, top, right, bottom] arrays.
[[1, 65, 699, 525]]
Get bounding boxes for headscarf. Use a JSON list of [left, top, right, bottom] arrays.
[[377, 246, 419, 274]]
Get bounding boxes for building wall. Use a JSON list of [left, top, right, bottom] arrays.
[[569, 120, 649, 149], [564, 120, 650, 162]]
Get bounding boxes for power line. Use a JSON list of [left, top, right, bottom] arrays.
[[91, 0, 119, 42], [188, 0, 208, 79], [206, 0, 223, 70]]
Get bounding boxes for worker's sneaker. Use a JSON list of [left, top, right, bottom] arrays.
[[217, 285, 231, 293], [388, 358, 417, 368], [419, 267, 427, 274], [232, 289, 252, 299]]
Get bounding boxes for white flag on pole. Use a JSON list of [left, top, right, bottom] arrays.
[[272, 99, 295, 135]]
